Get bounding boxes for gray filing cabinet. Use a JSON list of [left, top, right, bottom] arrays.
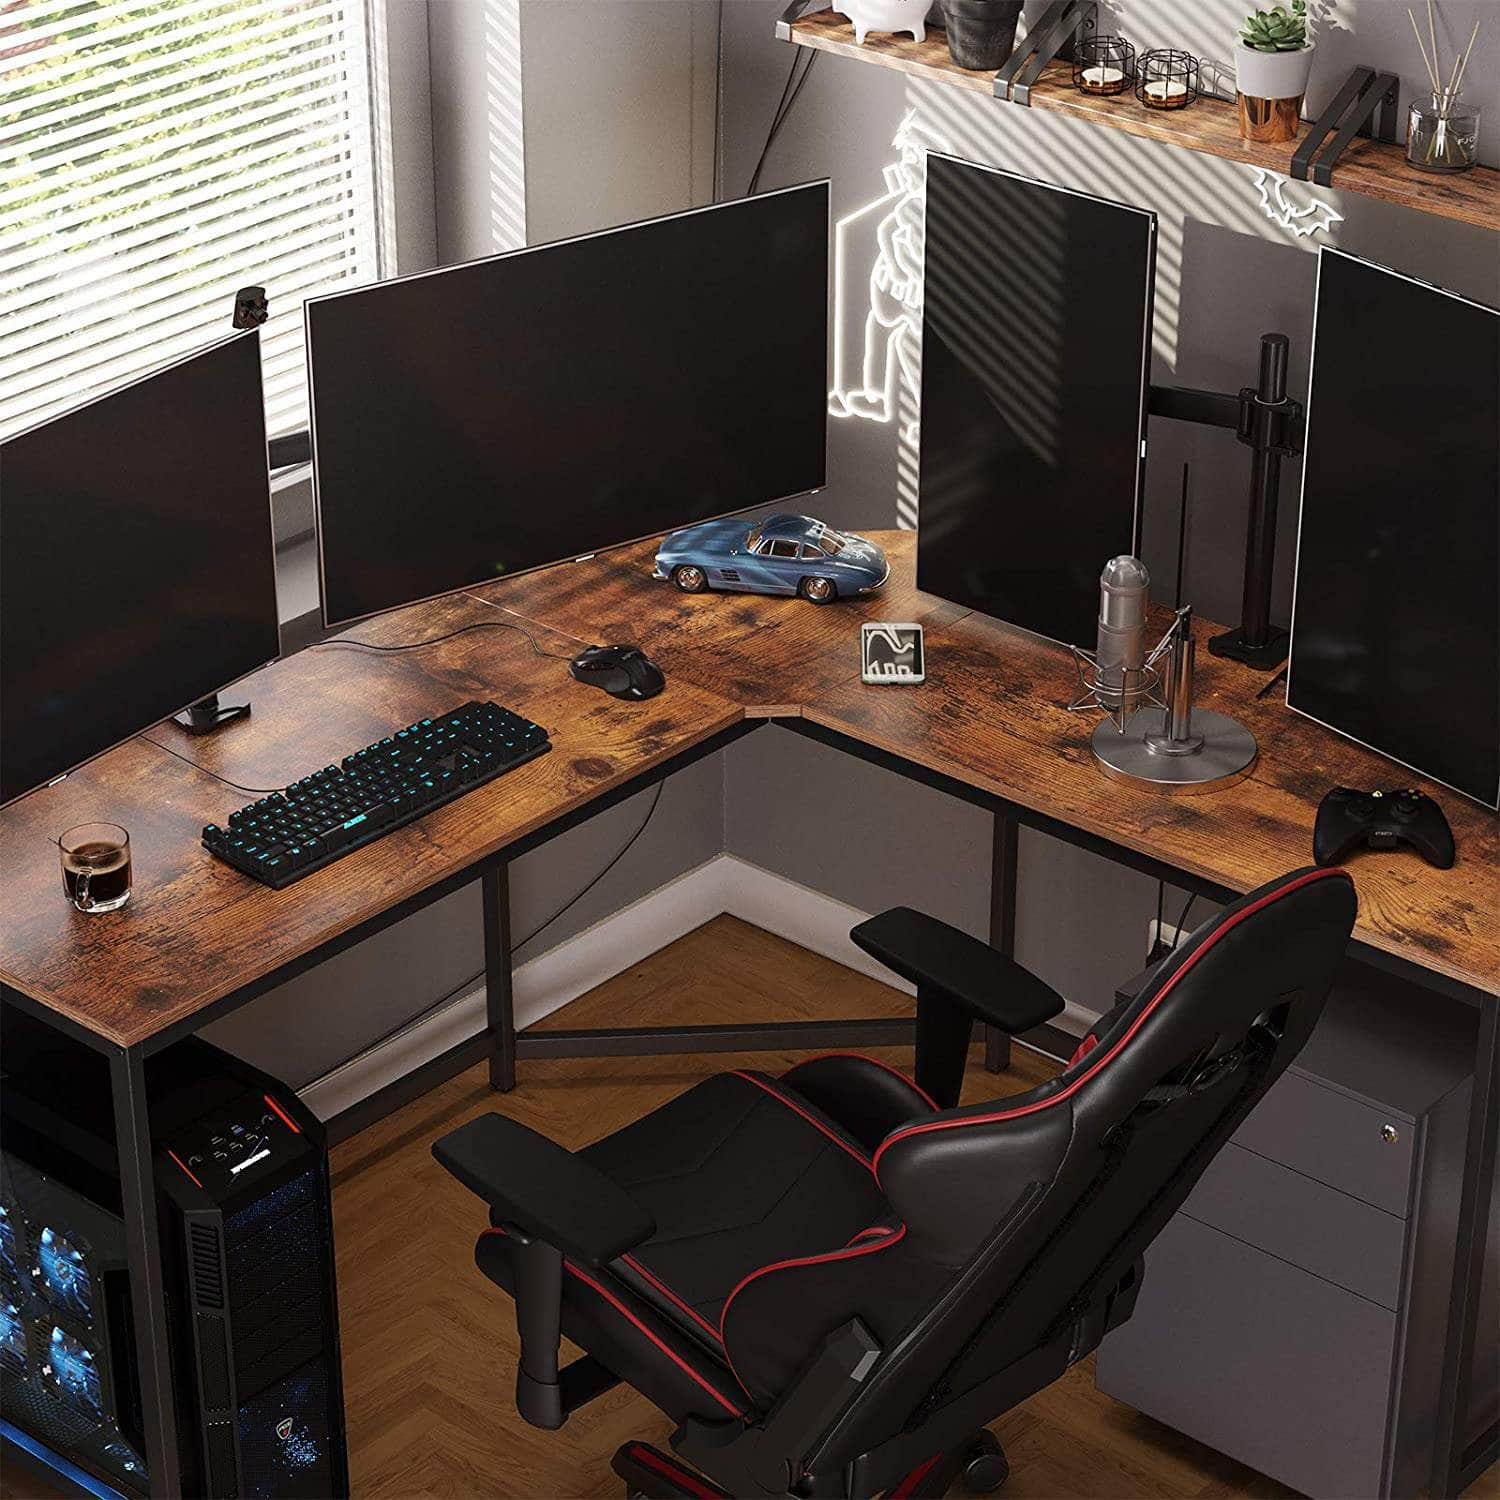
[[1096, 959, 1497, 1498]]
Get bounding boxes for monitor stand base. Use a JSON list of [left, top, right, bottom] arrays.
[[1207, 625, 1289, 671], [173, 693, 251, 736]]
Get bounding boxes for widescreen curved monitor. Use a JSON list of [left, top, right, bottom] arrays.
[[1287, 249, 1499, 809], [308, 183, 829, 627]]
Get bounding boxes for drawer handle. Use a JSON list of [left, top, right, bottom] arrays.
[[1380, 1124, 1400, 1144]]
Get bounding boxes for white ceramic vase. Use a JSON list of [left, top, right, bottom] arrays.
[[836, 0, 927, 44], [1234, 40, 1315, 101]]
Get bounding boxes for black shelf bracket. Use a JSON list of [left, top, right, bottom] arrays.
[[994, 0, 1096, 104], [1292, 64, 1400, 186], [774, 0, 822, 43]]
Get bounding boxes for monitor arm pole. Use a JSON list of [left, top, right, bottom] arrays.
[[1148, 331, 1303, 671]]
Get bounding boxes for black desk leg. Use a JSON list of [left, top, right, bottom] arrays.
[[1431, 998, 1499, 1497], [484, 863, 518, 1093], [985, 814, 1019, 1073], [109, 1045, 182, 1498]]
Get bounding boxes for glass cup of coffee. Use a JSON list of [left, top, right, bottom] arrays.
[[59, 824, 132, 913]]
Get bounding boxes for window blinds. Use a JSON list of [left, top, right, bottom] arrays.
[[1, 0, 383, 440]]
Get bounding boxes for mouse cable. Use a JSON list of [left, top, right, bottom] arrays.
[[292, 780, 666, 1092], [309, 618, 573, 662]]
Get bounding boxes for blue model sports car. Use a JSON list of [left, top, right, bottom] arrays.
[[653, 514, 889, 604]]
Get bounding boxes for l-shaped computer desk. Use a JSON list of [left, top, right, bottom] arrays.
[[2, 531, 1495, 1499]]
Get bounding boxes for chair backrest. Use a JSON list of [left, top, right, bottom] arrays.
[[718, 866, 1357, 1473]]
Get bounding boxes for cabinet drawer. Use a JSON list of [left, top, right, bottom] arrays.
[[1182, 1142, 1407, 1308], [1097, 1214, 1397, 1499], [1233, 1067, 1416, 1216]]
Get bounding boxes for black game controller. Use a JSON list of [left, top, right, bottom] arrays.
[[1313, 787, 1456, 869]]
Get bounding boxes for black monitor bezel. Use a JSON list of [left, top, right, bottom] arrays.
[[306, 181, 832, 631], [1285, 245, 1500, 811], [0, 330, 281, 807], [914, 150, 1158, 651]]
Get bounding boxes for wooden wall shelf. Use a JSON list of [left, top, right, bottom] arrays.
[[785, 10, 1500, 233]]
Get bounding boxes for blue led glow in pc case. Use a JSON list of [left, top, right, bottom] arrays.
[[0, 1153, 148, 1495], [0, 1027, 347, 1499]]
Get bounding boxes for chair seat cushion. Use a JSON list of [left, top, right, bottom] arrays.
[[585, 1070, 889, 1337], [475, 1069, 890, 1422]]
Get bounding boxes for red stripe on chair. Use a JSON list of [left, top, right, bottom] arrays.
[[479, 1229, 747, 1416], [719, 1224, 908, 1343], [620, 1254, 725, 1345], [787, 1052, 940, 1112], [622, 1443, 725, 1499], [1067, 1033, 1099, 1067], [728, 1071, 874, 1173], [871, 868, 1352, 1181], [563, 1263, 747, 1417], [888, 1451, 944, 1498], [845, 1225, 897, 1247]]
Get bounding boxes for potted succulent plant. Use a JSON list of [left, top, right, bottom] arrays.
[[941, 0, 1024, 72], [1235, 0, 1315, 142]]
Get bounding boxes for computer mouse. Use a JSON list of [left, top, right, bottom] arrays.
[[569, 644, 665, 701]]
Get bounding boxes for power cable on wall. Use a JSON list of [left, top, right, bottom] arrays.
[[747, 49, 819, 195]]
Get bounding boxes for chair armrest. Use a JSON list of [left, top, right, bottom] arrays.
[[433, 1112, 655, 1265], [851, 907, 1065, 1034]]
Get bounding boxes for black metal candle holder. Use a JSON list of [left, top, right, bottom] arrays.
[[1136, 49, 1199, 110], [1072, 35, 1135, 96]]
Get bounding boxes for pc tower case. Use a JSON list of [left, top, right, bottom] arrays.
[[0, 1024, 348, 1499], [156, 1056, 347, 1499]]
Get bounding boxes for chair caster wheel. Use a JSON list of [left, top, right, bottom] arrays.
[[963, 1432, 1009, 1493]]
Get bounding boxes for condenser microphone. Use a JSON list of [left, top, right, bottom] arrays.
[[1095, 556, 1150, 711]]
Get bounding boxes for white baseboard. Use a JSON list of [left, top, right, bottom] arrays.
[[299, 854, 1087, 1121]]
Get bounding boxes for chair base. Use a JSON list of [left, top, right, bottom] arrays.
[[609, 1431, 1009, 1499], [612, 1441, 732, 1498]]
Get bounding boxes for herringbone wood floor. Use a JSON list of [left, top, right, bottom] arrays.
[[5, 916, 1496, 1499]]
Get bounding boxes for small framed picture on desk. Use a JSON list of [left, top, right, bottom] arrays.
[[861, 623, 925, 684]]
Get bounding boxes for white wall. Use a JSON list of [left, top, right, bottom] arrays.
[[519, 0, 720, 244]]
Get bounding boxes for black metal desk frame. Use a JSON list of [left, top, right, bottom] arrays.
[[2, 716, 1494, 1500]]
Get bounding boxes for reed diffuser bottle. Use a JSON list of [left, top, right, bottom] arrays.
[[1407, 91, 1481, 172], [1405, 4, 1483, 173]]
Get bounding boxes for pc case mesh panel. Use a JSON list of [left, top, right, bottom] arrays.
[[214, 1169, 341, 1498], [236, 1360, 337, 1499]]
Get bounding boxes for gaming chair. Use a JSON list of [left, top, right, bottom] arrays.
[[434, 865, 1357, 1498]]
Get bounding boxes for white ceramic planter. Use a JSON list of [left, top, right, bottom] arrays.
[[836, 0, 926, 44], [1235, 39, 1315, 101]]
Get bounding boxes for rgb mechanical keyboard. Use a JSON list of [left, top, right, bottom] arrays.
[[202, 701, 550, 889]]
